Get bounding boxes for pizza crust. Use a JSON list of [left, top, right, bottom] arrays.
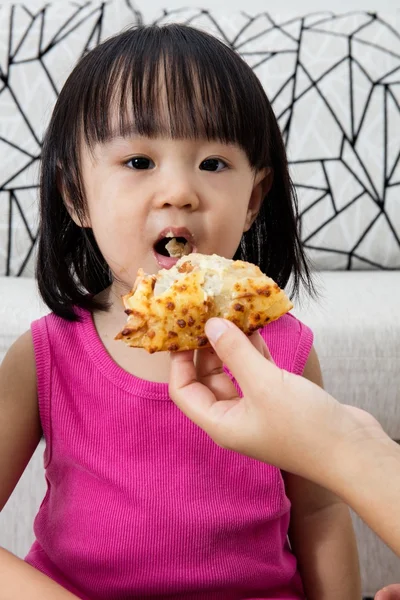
[[115, 253, 293, 353]]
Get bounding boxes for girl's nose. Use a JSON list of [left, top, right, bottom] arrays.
[[153, 178, 200, 211]]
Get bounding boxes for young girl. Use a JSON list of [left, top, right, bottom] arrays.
[[0, 24, 360, 600]]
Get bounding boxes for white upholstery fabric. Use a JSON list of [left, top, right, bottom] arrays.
[[294, 271, 400, 440], [1, 5, 400, 274], [0, 276, 49, 362], [1, 273, 399, 594]]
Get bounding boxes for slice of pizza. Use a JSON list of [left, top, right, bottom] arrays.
[[115, 253, 293, 353]]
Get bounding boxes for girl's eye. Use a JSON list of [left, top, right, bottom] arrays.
[[200, 158, 227, 172], [126, 156, 155, 170]]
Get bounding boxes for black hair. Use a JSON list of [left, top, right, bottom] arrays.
[[36, 23, 314, 321]]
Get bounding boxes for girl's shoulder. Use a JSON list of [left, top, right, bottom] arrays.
[[31, 306, 90, 347], [30, 307, 93, 379], [259, 313, 314, 375], [1, 330, 37, 391], [30, 308, 95, 454]]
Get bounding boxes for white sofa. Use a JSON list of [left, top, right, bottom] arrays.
[[0, 1, 399, 596], [1, 272, 399, 596]]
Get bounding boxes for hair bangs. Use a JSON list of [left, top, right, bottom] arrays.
[[76, 25, 269, 169]]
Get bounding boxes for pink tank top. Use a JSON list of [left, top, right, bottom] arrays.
[[25, 308, 313, 600]]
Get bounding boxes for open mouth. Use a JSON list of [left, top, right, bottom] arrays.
[[153, 228, 196, 269], [154, 236, 191, 258]]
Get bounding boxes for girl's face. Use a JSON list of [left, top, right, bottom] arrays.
[[75, 133, 270, 293]]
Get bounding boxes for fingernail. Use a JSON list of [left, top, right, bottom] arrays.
[[205, 318, 230, 343]]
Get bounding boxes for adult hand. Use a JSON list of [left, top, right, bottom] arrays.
[[169, 317, 400, 562], [376, 585, 400, 599], [169, 318, 382, 489]]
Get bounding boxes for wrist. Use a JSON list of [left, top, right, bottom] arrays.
[[325, 407, 399, 503], [294, 403, 361, 491], [301, 404, 381, 494], [331, 428, 400, 556]]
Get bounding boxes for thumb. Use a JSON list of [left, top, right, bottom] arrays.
[[205, 319, 277, 395], [375, 585, 400, 600]]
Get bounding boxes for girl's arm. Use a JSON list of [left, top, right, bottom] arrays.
[[0, 332, 41, 511], [285, 475, 361, 599], [0, 548, 79, 600], [285, 348, 361, 599], [0, 333, 79, 599], [284, 348, 361, 599]]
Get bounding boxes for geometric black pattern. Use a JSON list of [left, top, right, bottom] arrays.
[[155, 8, 400, 270], [1, 2, 399, 275], [0, 0, 142, 276]]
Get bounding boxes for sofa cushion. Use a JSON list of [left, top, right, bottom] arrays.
[[0, 0, 141, 277], [0, 4, 399, 275], [294, 270, 400, 439], [0, 276, 48, 361]]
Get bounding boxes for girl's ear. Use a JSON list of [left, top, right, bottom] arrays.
[[57, 167, 91, 228], [244, 168, 273, 232]]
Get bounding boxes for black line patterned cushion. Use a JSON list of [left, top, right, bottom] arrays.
[[0, 1, 399, 275]]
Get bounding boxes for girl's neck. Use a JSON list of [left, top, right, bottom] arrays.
[[92, 285, 172, 384]]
